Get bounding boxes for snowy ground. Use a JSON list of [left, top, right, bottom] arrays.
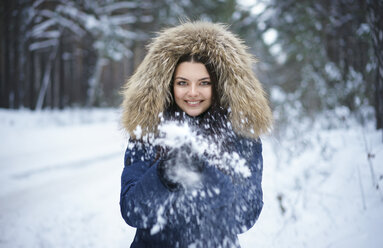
[[0, 108, 382, 248]]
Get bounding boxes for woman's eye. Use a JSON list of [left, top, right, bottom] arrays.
[[200, 81, 211, 86], [177, 81, 187, 86]]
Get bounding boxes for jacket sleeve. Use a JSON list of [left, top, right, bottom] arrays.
[[203, 138, 264, 234], [119, 142, 175, 229]]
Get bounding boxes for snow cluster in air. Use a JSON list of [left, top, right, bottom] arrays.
[[155, 121, 251, 181]]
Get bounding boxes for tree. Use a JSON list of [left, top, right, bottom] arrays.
[[252, 0, 380, 129], [1, 0, 250, 109], [367, 0, 383, 130], [29, 0, 143, 108]]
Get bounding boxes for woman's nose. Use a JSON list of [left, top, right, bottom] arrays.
[[188, 84, 198, 97]]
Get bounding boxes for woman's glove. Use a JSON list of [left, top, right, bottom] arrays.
[[157, 144, 204, 191]]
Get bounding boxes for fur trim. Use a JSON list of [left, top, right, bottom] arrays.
[[121, 21, 272, 139]]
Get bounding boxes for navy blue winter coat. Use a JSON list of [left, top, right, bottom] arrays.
[[120, 136, 263, 248]]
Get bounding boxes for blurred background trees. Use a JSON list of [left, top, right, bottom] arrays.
[[1, 0, 381, 130], [258, 0, 383, 131]]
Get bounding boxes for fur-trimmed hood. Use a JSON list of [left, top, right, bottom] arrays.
[[121, 21, 272, 139]]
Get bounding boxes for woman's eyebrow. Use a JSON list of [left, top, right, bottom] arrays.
[[198, 77, 210, 81], [174, 76, 210, 81], [175, 76, 189, 81]]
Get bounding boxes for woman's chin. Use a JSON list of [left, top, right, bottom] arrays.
[[183, 108, 205, 117], [179, 104, 210, 117], [184, 110, 202, 117]]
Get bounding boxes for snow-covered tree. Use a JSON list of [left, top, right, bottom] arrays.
[[246, 0, 381, 130], [1, 0, 253, 109], [29, 0, 148, 107]]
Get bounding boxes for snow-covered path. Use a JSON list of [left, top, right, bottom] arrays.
[[0, 110, 135, 247], [0, 154, 130, 248], [1, 108, 383, 248]]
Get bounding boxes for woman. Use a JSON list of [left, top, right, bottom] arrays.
[[120, 21, 272, 248]]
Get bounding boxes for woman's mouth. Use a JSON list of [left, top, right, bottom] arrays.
[[185, 100, 202, 106]]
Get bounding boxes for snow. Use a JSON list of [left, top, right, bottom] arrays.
[[237, 0, 266, 16], [110, 14, 137, 25], [31, 19, 57, 38], [30, 2, 136, 63], [39, 9, 86, 37], [29, 39, 58, 51], [155, 121, 251, 179], [325, 62, 342, 81], [263, 28, 278, 46], [1, 108, 382, 248]]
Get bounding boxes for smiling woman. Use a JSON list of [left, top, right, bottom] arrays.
[[119, 21, 272, 248]]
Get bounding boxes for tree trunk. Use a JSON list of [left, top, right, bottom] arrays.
[[367, 0, 383, 130], [35, 44, 59, 110], [86, 55, 107, 107], [29, 50, 35, 109], [1, 0, 11, 108], [12, 0, 20, 109], [58, 34, 65, 109]]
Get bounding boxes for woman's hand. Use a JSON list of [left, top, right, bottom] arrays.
[[157, 144, 204, 191]]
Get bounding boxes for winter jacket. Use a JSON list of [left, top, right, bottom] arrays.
[[120, 21, 273, 247], [120, 133, 263, 248]]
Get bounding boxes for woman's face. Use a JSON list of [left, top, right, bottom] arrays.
[[173, 62, 212, 117]]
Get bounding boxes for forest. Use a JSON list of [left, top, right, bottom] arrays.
[[1, 0, 382, 131], [1, 1, 383, 247]]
